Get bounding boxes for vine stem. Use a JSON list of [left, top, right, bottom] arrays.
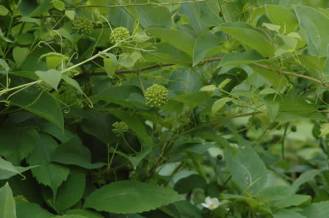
[[61, 43, 121, 74], [0, 80, 41, 96], [109, 59, 329, 90], [75, 0, 206, 8], [254, 63, 329, 89], [0, 40, 125, 96]]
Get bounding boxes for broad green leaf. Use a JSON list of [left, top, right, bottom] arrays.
[[13, 47, 29, 67], [0, 157, 33, 180], [218, 51, 263, 67], [211, 97, 232, 115], [220, 22, 275, 57], [144, 43, 191, 64], [103, 53, 118, 76], [65, 10, 75, 20], [303, 201, 329, 218], [108, 7, 134, 30], [52, 138, 104, 169], [62, 75, 83, 94], [168, 69, 202, 94], [292, 170, 321, 193], [220, 0, 243, 22], [84, 181, 183, 214], [257, 186, 310, 209], [16, 201, 53, 218], [0, 59, 9, 75], [94, 85, 145, 110], [0, 5, 9, 16], [274, 195, 310, 209], [193, 32, 221, 66], [0, 183, 16, 218], [162, 200, 202, 218], [27, 134, 69, 194], [52, 216, 87, 218], [320, 123, 329, 137], [147, 28, 194, 56], [295, 5, 329, 56], [31, 163, 69, 195], [252, 65, 289, 91], [51, 0, 65, 11], [180, 2, 222, 33], [0, 127, 39, 163], [136, 6, 171, 28], [277, 96, 320, 121], [66, 209, 103, 218], [35, 69, 62, 90], [274, 210, 306, 218], [265, 5, 298, 33], [11, 90, 64, 130], [40, 52, 68, 69], [173, 92, 209, 108], [52, 170, 86, 211], [225, 145, 268, 194], [118, 52, 142, 69]]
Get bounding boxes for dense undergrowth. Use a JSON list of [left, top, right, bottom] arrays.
[[2, 0, 329, 217]]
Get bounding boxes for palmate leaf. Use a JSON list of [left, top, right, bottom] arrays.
[[84, 181, 184, 214]]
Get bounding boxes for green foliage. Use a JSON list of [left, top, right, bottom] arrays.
[[0, 183, 16, 218], [2, 0, 329, 217], [84, 181, 183, 214]]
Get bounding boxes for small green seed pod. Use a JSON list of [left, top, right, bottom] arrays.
[[112, 121, 129, 136]]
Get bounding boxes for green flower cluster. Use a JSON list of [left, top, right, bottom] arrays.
[[144, 84, 169, 108], [110, 27, 130, 44], [112, 121, 129, 136], [72, 17, 93, 34]]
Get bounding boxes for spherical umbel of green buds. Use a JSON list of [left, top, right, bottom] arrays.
[[112, 121, 129, 136], [144, 84, 169, 108], [72, 17, 94, 34], [110, 27, 130, 44]]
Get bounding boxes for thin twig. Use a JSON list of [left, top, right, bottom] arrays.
[[254, 63, 329, 89], [75, 0, 206, 8]]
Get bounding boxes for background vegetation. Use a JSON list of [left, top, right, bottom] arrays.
[[2, 0, 329, 217]]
